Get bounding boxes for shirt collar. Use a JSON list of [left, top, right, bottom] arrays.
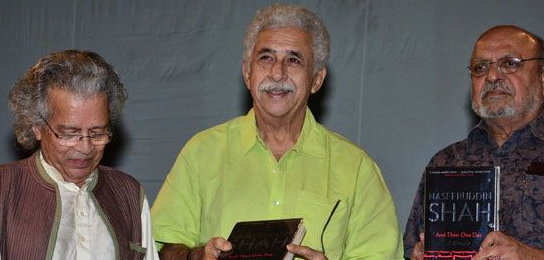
[[240, 109, 259, 154], [294, 108, 327, 158], [240, 108, 327, 158], [467, 107, 544, 147], [38, 150, 97, 190]]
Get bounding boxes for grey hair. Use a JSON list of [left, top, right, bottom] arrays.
[[243, 4, 330, 74], [9, 50, 128, 150]]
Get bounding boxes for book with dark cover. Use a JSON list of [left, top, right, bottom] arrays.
[[424, 166, 500, 260], [220, 218, 306, 260]]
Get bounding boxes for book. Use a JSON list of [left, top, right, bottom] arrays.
[[219, 218, 306, 260], [424, 166, 500, 260]]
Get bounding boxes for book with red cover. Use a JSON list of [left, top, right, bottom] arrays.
[[220, 218, 306, 260], [424, 166, 500, 260]]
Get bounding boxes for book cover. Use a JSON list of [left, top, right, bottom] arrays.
[[220, 218, 306, 260], [424, 166, 500, 260]]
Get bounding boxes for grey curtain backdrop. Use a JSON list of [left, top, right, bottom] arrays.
[[1, 0, 543, 233]]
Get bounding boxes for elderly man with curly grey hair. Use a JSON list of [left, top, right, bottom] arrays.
[[0, 50, 159, 260], [151, 4, 402, 260]]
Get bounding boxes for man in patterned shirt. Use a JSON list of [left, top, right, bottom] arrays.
[[404, 25, 544, 260]]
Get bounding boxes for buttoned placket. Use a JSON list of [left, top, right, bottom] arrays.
[[74, 186, 91, 260], [39, 152, 117, 260], [272, 166, 282, 206], [54, 181, 93, 260]]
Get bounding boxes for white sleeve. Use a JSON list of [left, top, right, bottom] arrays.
[[141, 196, 160, 260]]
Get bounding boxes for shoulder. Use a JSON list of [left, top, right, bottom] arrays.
[[97, 165, 141, 188], [191, 118, 235, 140], [315, 123, 371, 161], [0, 156, 51, 200], [0, 156, 36, 180], [428, 138, 469, 166], [184, 115, 248, 150], [306, 123, 382, 181], [0, 160, 26, 173]]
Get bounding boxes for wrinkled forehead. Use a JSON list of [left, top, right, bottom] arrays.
[[472, 29, 540, 60]]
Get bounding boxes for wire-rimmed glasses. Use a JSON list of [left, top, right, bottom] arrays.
[[40, 115, 112, 146], [467, 57, 544, 77]]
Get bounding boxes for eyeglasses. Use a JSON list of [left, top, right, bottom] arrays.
[[40, 115, 112, 146], [467, 57, 544, 77]]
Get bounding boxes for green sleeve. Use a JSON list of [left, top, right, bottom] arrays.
[[343, 157, 403, 260], [151, 146, 202, 250]]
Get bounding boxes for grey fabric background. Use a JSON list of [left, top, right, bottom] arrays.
[[1, 0, 543, 233]]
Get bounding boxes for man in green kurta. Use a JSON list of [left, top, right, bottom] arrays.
[[152, 4, 403, 260]]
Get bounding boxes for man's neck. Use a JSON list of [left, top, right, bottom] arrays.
[[255, 109, 306, 161], [484, 107, 542, 147]]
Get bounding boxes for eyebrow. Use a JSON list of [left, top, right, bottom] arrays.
[[288, 50, 304, 60], [56, 124, 109, 131], [257, 48, 275, 55], [256, 48, 304, 60]]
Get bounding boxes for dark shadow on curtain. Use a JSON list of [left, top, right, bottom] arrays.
[[101, 121, 128, 168], [6, 135, 33, 161]]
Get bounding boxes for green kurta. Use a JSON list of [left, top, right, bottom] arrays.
[[152, 109, 403, 260]]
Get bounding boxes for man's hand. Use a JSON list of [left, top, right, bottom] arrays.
[[194, 237, 232, 260], [159, 237, 232, 260], [473, 231, 544, 260], [286, 244, 328, 260], [410, 232, 424, 260]]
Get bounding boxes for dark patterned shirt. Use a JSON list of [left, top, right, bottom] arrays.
[[403, 110, 544, 258]]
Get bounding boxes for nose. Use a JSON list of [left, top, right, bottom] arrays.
[[270, 60, 287, 82], [485, 62, 505, 83], [73, 137, 94, 155]]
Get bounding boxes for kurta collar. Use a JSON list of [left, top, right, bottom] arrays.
[[38, 150, 98, 191]]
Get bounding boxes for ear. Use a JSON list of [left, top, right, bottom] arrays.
[[310, 67, 327, 94], [540, 65, 544, 93], [242, 61, 251, 90], [541, 65, 544, 83], [32, 125, 43, 141]]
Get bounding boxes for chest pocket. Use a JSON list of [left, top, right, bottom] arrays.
[[295, 191, 348, 259]]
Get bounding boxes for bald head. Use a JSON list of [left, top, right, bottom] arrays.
[[473, 25, 544, 63], [470, 25, 544, 127]]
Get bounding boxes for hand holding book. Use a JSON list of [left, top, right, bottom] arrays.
[[194, 237, 233, 260], [423, 166, 500, 260], [286, 244, 328, 260], [408, 233, 424, 260], [472, 231, 544, 260], [158, 239, 232, 260], [220, 218, 305, 260]]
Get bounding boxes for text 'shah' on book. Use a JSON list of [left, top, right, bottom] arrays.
[[423, 166, 500, 260], [220, 218, 306, 260]]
